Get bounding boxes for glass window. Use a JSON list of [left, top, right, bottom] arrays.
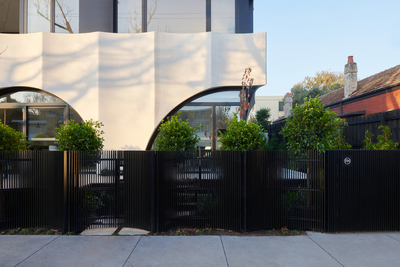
[[147, 0, 206, 33], [279, 101, 284, 111], [0, 91, 63, 104], [212, 0, 235, 33], [193, 91, 239, 103], [27, 108, 64, 140], [0, 0, 20, 33], [27, 0, 51, 33], [0, 108, 23, 133], [0, 90, 83, 150], [216, 106, 235, 130], [179, 106, 212, 148], [55, 0, 79, 33], [118, 0, 142, 33]]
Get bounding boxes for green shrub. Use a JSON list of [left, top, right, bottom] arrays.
[[219, 113, 267, 151], [363, 125, 398, 150], [280, 97, 350, 153], [266, 133, 286, 150], [0, 120, 29, 151], [55, 119, 104, 151], [155, 112, 201, 151]]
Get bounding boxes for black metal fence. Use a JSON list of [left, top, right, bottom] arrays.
[[1, 150, 399, 233]]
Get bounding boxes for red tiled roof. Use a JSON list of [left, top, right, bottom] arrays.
[[320, 64, 400, 106], [319, 87, 344, 106]]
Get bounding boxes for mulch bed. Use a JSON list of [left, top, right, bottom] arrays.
[[151, 227, 306, 236], [1, 227, 306, 236], [1, 228, 62, 235]]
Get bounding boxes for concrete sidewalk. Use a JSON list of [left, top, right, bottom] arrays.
[[1, 231, 400, 267]]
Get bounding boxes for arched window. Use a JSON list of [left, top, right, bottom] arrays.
[[149, 90, 241, 151], [0, 89, 82, 150]]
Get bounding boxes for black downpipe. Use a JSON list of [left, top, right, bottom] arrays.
[[113, 0, 118, 33]]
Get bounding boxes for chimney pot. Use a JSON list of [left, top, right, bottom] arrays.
[[348, 56, 354, 63]]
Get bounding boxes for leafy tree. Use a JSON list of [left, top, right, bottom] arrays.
[[255, 108, 271, 128], [219, 113, 267, 151], [363, 125, 398, 150], [291, 71, 344, 106], [155, 112, 200, 151], [0, 120, 29, 151], [55, 119, 104, 151], [291, 84, 322, 106], [280, 97, 350, 153]]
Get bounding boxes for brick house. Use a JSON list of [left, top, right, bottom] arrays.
[[320, 57, 400, 118]]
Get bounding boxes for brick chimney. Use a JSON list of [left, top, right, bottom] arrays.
[[284, 93, 292, 118], [344, 56, 357, 98]]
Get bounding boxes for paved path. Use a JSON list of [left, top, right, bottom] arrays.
[[1, 232, 400, 266]]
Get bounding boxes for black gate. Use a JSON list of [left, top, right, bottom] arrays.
[[246, 151, 325, 232], [65, 151, 124, 233], [157, 151, 242, 232], [325, 150, 400, 232]]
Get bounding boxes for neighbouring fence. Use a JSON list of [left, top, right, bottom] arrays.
[[1, 150, 399, 233], [266, 109, 400, 149], [344, 109, 400, 148]]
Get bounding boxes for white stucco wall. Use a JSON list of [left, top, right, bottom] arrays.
[[252, 96, 285, 122], [0, 31, 266, 150]]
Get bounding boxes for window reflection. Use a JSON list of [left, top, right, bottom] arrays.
[[55, 0, 79, 33], [118, 0, 142, 33], [0, 108, 23, 133], [27, 0, 51, 33], [0, 91, 63, 104], [147, 0, 206, 33], [28, 108, 64, 140], [180, 106, 212, 148], [212, 0, 235, 33], [193, 91, 239, 103]]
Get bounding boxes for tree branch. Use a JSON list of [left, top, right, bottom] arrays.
[[55, 0, 73, 33]]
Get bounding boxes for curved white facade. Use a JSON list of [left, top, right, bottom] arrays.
[[0, 32, 266, 149]]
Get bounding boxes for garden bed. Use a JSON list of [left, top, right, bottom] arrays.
[[1, 228, 63, 235], [151, 227, 306, 236]]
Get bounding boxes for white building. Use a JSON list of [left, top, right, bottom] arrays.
[[251, 96, 284, 122], [0, 0, 266, 150]]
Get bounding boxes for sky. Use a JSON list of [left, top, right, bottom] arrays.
[[254, 0, 400, 97]]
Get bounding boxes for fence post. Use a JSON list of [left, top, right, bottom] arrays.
[[241, 151, 247, 232], [63, 151, 69, 233], [114, 151, 120, 223], [151, 151, 157, 233]]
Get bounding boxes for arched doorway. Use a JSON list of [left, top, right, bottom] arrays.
[[0, 87, 83, 150]]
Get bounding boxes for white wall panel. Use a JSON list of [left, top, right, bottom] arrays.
[[0, 32, 266, 150]]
